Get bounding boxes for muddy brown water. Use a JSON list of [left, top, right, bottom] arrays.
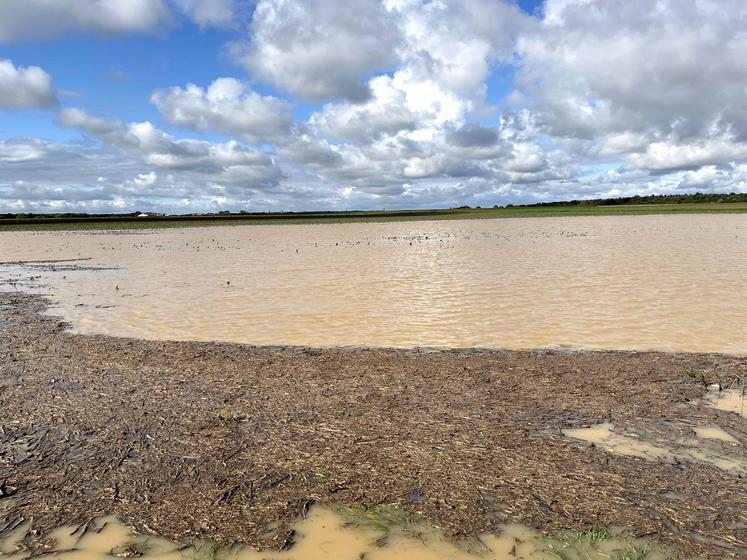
[[0, 504, 676, 560], [2, 214, 747, 352]]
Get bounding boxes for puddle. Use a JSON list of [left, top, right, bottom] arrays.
[[707, 387, 746, 418], [0, 504, 678, 560], [692, 426, 739, 444], [563, 423, 745, 474], [3, 214, 747, 352]]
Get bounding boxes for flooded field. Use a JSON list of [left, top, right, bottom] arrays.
[[0, 503, 677, 560], [1, 291, 745, 560], [2, 214, 747, 352]]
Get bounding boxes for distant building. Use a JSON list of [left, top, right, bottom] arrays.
[[137, 213, 149, 217]]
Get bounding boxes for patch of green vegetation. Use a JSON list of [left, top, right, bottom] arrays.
[[313, 466, 331, 484], [681, 367, 708, 386], [333, 503, 422, 549], [336, 503, 416, 531], [544, 528, 692, 560], [546, 528, 655, 560], [217, 407, 241, 422], [546, 528, 612, 560], [556, 527, 611, 547]]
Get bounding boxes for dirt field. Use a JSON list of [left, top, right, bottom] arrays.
[[0, 291, 745, 558]]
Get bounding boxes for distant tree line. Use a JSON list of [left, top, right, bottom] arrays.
[[3, 192, 747, 220], [510, 192, 747, 208], [0, 211, 145, 219]]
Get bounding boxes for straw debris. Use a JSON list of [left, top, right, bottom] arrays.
[[0, 292, 745, 559]]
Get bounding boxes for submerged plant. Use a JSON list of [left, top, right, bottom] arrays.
[[338, 503, 416, 531], [615, 543, 651, 560], [110, 541, 149, 558], [546, 527, 619, 560], [190, 539, 221, 560], [190, 539, 243, 560], [558, 527, 611, 547], [546, 542, 572, 560]]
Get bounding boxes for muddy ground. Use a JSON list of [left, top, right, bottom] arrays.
[[0, 291, 745, 559]]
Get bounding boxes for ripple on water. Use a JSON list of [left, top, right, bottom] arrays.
[[2, 214, 747, 351]]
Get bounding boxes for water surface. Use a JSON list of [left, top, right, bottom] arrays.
[[2, 214, 747, 352], [0, 505, 675, 560]]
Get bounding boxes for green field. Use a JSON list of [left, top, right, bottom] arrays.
[[2, 202, 747, 231]]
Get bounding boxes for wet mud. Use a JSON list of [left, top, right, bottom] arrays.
[[0, 292, 746, 559], [0, 503, 682, 560]]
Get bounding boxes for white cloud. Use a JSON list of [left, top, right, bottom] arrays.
[[150, 78, 292, 143], [286, 0, 539, 190], [516, 0, 747, 142], [231, 0, 399, 101], [627, 138, 747, 172], [310, 75, 420, 142], [5, 0, 747, 212], [391, 0, 529, 98], [0, 59, 57, 109], [57, 108, 282, 188], [172, 0, 237, 27], [0, 0, 170, 42]]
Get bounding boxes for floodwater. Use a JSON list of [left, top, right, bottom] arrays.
[[2, 214, 747, 351], [693, 425, 739, 443], [0, 504, 675, 560], [708, 387, 747, 418], [563, 422, 746, 473]]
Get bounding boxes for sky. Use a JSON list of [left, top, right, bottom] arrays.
[[1, 0, 746, 214]]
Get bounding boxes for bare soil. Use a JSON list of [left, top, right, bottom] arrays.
[[0, 291, 745, 558]]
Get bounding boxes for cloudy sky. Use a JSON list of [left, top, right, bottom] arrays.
[[1, 0, 746, 213]]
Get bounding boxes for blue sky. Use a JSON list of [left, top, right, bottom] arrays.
[[0, 0, 745, 213], [2, 27, 232, 139], [2, 1, 542, 141]]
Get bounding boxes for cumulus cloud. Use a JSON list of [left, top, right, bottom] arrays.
[[274, 0, 544, 193], [0, 60, 57, 109], [150, 78, 292, 143], [57, 108, 282, 188], [5, 0, 747, 212], [627, 138, 747, 172], [392, 0, 529, 98], [447, 124, 499, 148], [231, 0, 399, 101], [0, 0, 170, 42], [516, 0, 747, 142]]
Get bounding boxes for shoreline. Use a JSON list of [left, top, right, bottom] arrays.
[[1, 291, 745, 558]]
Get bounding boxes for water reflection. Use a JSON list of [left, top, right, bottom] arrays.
[[2, 214, 747, 352]]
